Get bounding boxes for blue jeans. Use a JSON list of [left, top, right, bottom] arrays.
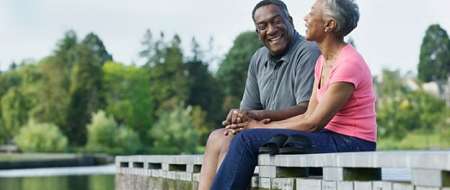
[[210, 128, 375, 190]]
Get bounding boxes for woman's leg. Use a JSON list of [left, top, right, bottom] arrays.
[[198, 128, 233, 190]]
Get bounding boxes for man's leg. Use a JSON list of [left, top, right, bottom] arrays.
[[210, 128, 332, 190], [198, 128, 233, 190]]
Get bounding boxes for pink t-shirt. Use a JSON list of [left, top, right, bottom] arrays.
[[315, 45, 377, 142]]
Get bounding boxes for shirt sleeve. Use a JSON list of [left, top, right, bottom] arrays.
[[240, 53, 263, 110], [329, 57, 362, 89], [294, 44, 321, 103]]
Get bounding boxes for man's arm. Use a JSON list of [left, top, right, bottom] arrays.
[[249, 82, 354, 132], [248, 102, 308, 121]]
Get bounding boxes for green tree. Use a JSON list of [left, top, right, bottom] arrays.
[[376, 69, 449, 139], [149, 104, 201, 154], [216, 31, 262, 111], [102, 62, 154, 142], [54, 30, 79, 72], [14, 119, 68, 152], [0, 63, 40, 143], [1, 88, 30, 140], [30, 57, 70, 127], [144, 34, 190, 114], [86, 110, 141, 154], [139, 29, 166, 67], [186, 38, 224, 127], [66, 44, 103, 146], [418, 24, 450, 82], [82, 33, 113, 64]]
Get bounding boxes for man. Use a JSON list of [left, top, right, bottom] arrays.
[[198, 0, 320, 189]]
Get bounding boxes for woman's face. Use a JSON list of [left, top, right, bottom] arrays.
[[304, 0, 327, 42]]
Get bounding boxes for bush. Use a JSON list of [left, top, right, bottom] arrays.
[[14, 120, 68, 152], [149, 104, 201, 154], [86, 110, 141, 154]]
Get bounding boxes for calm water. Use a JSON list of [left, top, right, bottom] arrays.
[[0, 175, 114, 190], [0, 165, 115, 190]]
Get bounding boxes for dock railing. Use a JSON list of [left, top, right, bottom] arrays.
[[115, 151, 450, 190]]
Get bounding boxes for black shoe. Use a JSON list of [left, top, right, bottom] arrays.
[[258, 134, 288, 155]]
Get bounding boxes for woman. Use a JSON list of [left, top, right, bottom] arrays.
[[210, 0, 377, 188]]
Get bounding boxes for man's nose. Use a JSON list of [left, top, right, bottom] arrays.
[[266, 23, 277, 35]]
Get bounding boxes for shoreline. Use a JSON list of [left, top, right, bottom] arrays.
[[0, 153, 113, 170]]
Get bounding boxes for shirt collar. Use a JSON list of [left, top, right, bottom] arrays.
[[264, 31, 301, 68]]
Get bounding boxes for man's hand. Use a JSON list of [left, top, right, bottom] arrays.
[[222, 109, 251, 126], [224, 118, 271, 135]]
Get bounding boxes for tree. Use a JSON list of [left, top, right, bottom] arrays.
[[216, 31, 262, 111], [1, 87, 30, 140], [376, 69, 449, 139], [418, 24, 450, 82], [54, 30, 79, 71], [102, 62, 155, 142], [0, 63, 40, 143], [139, 29, 166, 67], [30, 57, 70, 128], [81, 33, 113, 64], [65, 44, 103, 146], [145, 35, 190, 114], [186, 38, 224, 127]]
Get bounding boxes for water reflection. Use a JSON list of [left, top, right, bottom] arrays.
[[0, 175, 114, 190]]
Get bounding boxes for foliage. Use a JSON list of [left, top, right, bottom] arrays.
[[378, 131, 450, 150], [102, 62, 154, 143], [1, 27, 449, 154], [86, 110, 141, 154], [216, 31, 262, 111], [185, 39, 224, 128], [82, 32, 113, 64], [14, 120, 68, 152], [1, 88, 30, 140], [30, 57, 70, 128], [418, 24, 450, 82], [149, 104, 202, 154], [66, 43, 104, 146], [376, 69, 450, 140]]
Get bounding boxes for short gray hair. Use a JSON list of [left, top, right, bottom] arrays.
[[322, 0, 360, 37]]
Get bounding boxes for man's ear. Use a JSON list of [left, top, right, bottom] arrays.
[[288, 15, 294, 25]]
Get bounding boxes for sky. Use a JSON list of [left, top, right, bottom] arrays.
[[1, 0, 450, 76]]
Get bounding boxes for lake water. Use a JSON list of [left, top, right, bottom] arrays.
[[0, 165, 115, 190]]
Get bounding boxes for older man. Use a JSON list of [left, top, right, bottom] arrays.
[[198, 0, 320, 189]]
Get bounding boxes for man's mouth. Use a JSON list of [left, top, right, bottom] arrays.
[[268, 34, 282, 44]]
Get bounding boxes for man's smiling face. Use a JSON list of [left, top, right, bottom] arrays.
[[254, 4, 294, 56]]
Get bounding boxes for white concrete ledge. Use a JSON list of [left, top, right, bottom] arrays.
[[116, 151, 450, 190]]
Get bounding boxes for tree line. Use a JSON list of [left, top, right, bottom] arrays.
[[0, 24, 449, 154]]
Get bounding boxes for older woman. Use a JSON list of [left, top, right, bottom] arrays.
[[210, 0, 376, 189]]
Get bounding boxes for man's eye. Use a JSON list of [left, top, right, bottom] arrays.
[[257, 24, 266, 31], [273, 18, 283, 25]]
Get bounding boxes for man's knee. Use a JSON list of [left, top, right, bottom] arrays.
[[206, 128, 229, 147]]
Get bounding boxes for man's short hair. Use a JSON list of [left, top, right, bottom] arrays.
[[252, 0, 291, 21]]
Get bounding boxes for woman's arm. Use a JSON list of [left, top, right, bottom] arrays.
[[252, 81, 354, 132]]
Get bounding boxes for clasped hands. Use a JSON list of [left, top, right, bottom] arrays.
[[222, 109, 271, 135]]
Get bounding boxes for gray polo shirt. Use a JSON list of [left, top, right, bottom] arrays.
[[240, 32, 320, 111]]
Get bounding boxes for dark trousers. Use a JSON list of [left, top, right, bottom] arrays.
[[210, 128, 376, 190]]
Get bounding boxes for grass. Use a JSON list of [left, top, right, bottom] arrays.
[[0, 153, 79, 162], [378, 132, 450, 150]]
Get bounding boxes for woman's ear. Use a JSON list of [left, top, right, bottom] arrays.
[[324, 18, 337, 33]]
